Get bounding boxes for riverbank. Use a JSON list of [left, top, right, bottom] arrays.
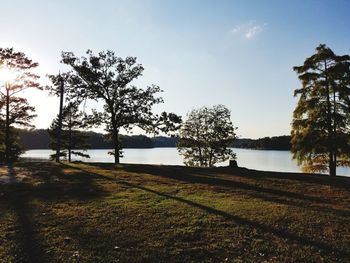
[[0, 162, 349, 262]]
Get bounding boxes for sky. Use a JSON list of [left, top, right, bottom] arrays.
[[0, 0, 349, 138]]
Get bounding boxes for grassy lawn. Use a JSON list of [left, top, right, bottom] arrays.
[[0, 162, 349, 262]]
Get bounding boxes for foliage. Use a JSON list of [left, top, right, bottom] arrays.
[[0, 127, 23, 162], [0, 96, 36, 128], [177, 105, 236, 167], [0, 47, 40, 162], [47, 73, 68, 162], [0, 95, 36, 162], [292, 44, 350, 175], [0, 48, 40, 92], [60, 50, 181, 164], [48, 102, 91, 162]]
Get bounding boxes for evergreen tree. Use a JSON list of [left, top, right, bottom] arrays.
[[177, 105, 236, 167], [292, 44, 350, 176], [48, 102, 90, 162], [0, 48, 40, 163], [0, 95, 36, 161], [47, 73, 66, 162]]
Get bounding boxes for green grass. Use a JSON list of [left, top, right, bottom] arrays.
[[0, 162, 349, 262]]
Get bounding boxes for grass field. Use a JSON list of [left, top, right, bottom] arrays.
[[0, 162, 349, 262]]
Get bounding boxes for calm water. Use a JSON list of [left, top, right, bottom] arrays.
[[21, 148, 350, 177]]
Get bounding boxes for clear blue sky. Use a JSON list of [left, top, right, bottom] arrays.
[[0, 0, 349, 138]]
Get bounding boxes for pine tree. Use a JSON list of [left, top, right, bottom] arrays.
[[0, 95, 36, 161], [0, 48, 40, 163], [292, 44, 350, 176], [48, 102, 90, 162], [47, 73, 65, 162]]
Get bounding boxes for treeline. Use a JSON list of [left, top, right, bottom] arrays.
[[17, 129, 178, 149], [232, 135, 291, 150], [18, 129, 290, 150]]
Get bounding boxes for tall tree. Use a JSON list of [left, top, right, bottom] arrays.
[[177, 105, 236, 167], [0, 48, 40, 163], [61, 50, 181, 164], [0, 95, 36, 161], [48, 102, 91, 162], [47, 73, 72, 162], [292, 44, 350, 176]]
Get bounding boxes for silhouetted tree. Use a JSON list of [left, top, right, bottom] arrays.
[[292, 44, 350, 176], [48, 102, 90, 162], [0, 117, 4, 156], [177, 105, 236, 167], [0, 95, 36, 161], [0, 48, 40, 162], [47, 73, 66, 162], [61, 50, 181, 164]]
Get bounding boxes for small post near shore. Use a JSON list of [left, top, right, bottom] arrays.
[[229, 160, 238, 168]]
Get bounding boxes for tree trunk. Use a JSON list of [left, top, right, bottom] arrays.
[[324, 61, 335, 177], [208, 149, 213, 167], [109, 108, 120, 165], [332, 86, 337, 177], [56, 76, 64, 163], [196, 128, 203, 166], [68, 117, 72, 163], [113, 129, 120, 165], [330, 162, 336, 177], [5, 85, 10, 163]]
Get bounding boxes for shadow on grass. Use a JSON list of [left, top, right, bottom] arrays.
[[69, 163, 350, 259], [102, 164, 341, 203], [1, 162, 108, 262], [123, 165, 350, 220], [4, 165, 49, 263], [88, 163, 350, 217], [216, 166, 350, 190]]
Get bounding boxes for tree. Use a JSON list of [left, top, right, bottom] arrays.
[[292, 44, 350, 176], [47, 72, 83, 162], [0, 95, 36, 161], [47, 73, 66, 162], [177, 105, 236, 167], [60, 50, 181, 164], [0, 48, 40, 162], [48, 102, 90, 162]]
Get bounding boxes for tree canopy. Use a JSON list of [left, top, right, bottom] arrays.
[[59, 50, 181, 164], [177, 105, 236, 167], [292, 44, 350, 176], [0, 48, 40, 162]]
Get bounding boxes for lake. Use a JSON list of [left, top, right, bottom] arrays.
[[21, 148, 350, 177]]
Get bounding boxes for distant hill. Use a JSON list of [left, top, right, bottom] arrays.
[[18, 129, 50, 149], [17, 129, 291, 150]]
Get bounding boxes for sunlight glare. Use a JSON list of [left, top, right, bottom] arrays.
[[0, 66, 17, 83]]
